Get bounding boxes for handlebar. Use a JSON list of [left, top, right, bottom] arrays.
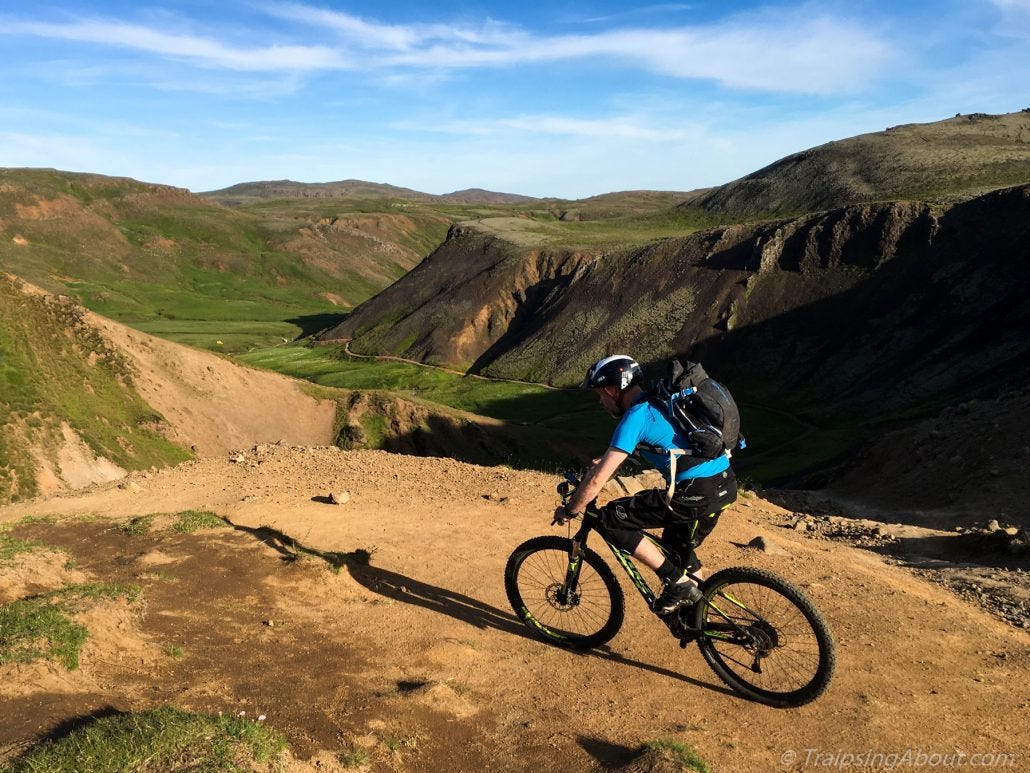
[[552, 468, 594, 526]]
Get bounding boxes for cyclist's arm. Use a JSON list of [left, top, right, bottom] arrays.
[[566, 447, 628, 516]]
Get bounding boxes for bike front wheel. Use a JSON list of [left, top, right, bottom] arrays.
[[692, 567, 835, 707], [505, 535, 624, 650]]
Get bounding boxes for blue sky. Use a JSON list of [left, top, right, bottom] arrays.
[[1, 1, 1027, 198]]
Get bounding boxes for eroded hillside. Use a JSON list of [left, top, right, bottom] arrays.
[[325, 185, 1030, 516], [0, 169, 449, 347]]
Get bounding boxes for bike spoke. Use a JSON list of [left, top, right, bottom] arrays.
[[702, 579, 825, 696]]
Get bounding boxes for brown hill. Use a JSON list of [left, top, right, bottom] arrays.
[[201, 178, 431, 204], [693, 110, 1030, 218], [436, 188, 539, 205], [0, 275, 337, 502], [202, 180, 539, 206]]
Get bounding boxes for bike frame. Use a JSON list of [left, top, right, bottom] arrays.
[[563, 508, 695, 609], [561, 507, 761, 645]]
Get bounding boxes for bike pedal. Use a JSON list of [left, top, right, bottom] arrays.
[[679, 637, 688, 649]]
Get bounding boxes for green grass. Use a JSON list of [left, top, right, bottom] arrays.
[[120, 511, 226, 535], [0, 583, 141, 670], [171, 510, 226, 533], [0, 531, 41, 564], [164, 644, 184, 659], [641, 739, 710, 772], [238, 343, 605, 429], [337, 748, 370, 768], [3, 704, 287, 772], [120, 514, 157, 536]]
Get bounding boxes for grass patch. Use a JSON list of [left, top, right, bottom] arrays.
[[337, 748, 370, 768], [0, 532, 41, 564], [120, 514, 157, 536], [171, 510, 225, 533], [164, 644, 184, 659], [641, 739, 710, 773], [0, 583, 141, 670], [4, 704, 287, 772]]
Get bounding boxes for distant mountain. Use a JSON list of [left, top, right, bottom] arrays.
[[693, 110, 1030, 218], [436, 188, 539, 204], [0, 168, 450, 343], [202, 180, 539, 206], [201, 179, 431, 204]]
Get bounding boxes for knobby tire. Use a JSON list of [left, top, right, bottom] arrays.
[[504, 536, 624, 650], [691, 567, 835, 707]]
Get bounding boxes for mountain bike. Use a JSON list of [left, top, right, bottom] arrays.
[[504, 470, 835, 707]]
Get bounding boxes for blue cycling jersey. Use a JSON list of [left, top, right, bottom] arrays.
[[610, 395, 730, 483]]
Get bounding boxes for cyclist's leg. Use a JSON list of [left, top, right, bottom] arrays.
[[596, 491, 702, 619], [667, 468, 738, 577], [595, 487, 671, 565]]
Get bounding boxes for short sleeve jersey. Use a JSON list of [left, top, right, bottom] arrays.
[[609, 396, 730, 483]]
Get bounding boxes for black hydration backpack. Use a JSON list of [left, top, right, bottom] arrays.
[[648, 359, 744, 459]]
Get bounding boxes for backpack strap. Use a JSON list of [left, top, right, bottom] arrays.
[[665, 449, 688, 505]]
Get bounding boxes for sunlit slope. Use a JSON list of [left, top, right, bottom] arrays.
[[0, 274, 190, 503], [0, 169, 450, 350], [691, 110, 1030, 219]]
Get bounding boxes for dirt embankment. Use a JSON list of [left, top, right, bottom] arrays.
[[86, 312, 336, 457], [1, 447, 1027, 771]]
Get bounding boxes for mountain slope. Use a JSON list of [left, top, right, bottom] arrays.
[[322, 184, 1030, 513], [0, 169, 448, 349], [693, 110, 1030, 218]]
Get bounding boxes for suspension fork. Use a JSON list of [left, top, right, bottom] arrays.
[[556, 516, 595, 605]]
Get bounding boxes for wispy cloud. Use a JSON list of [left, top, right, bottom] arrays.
[[4, 18, 344, 71], [2, 7, 895, 94], [402, 113, 702, 143]]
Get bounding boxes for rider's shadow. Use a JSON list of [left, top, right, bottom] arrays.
[[226, 519, 733, 697]]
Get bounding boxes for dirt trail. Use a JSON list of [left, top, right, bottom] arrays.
[[1, 447, 1026, 771]]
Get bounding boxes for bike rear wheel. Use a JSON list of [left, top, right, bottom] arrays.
[[693, 567, 835, 707], [505, 536, 624, 649]]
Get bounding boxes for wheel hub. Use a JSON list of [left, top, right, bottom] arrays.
[[545, 583, 580, 610]]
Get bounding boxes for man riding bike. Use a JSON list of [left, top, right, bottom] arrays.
[[554, 355, 737, 631]]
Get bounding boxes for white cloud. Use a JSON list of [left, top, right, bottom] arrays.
[[4, 19, 345, 71], [2, 8, 896, 94], [401, 113, 702, 142]]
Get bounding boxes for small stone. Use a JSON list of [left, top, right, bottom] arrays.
[[747, 536, 768, 551], [329, 491, 350, 505], [230, 453, 246, 464], [1004, 527, 1019, 537], [264, 620, 274, 627], [986, 519, 1001, 533]]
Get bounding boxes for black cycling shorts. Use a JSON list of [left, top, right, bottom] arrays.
[[596, 468, 737, 572]]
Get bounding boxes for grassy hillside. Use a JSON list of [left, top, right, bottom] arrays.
[[692, 110, 1030, 219], [0, 169, 451, 351], [0, 275, 190, 503]]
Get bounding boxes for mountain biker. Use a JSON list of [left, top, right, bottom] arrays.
[[554, 354, 737, 631]]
